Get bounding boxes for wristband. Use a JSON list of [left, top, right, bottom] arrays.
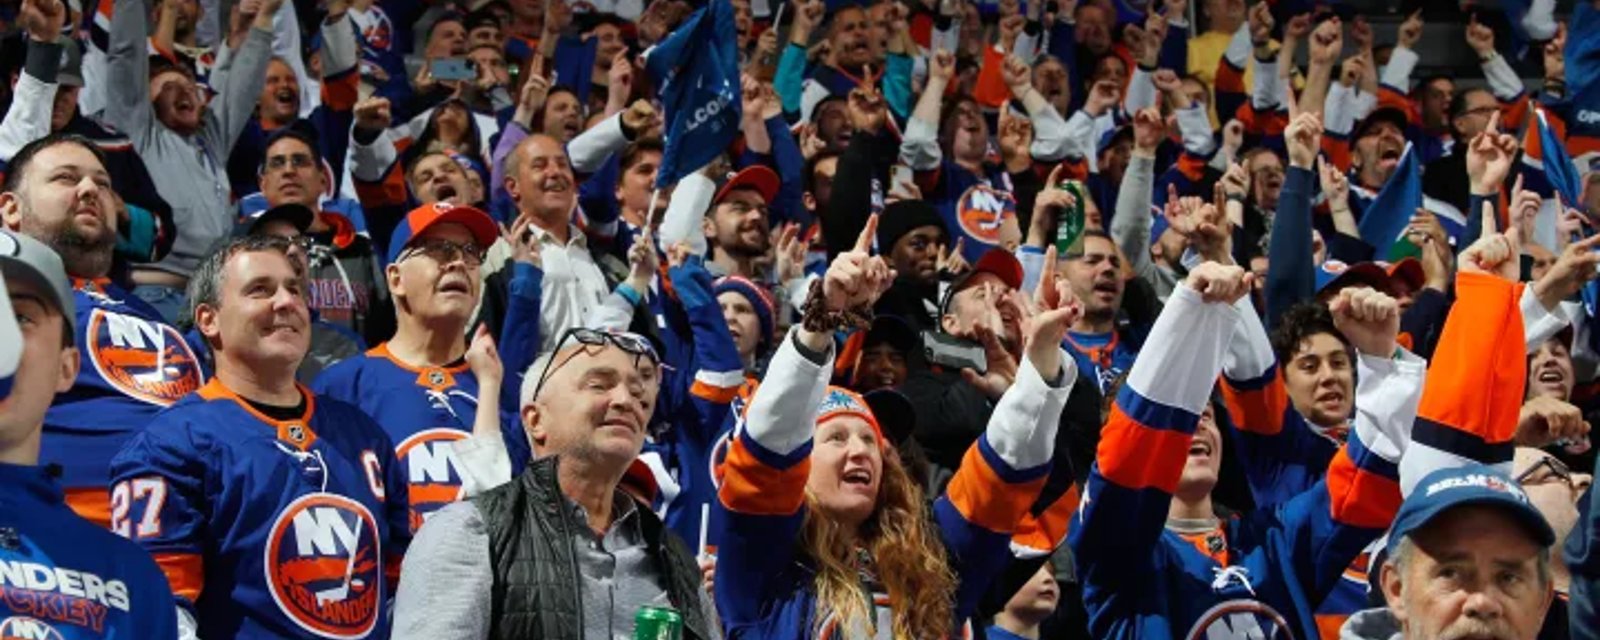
[[615, 283, 644, 307]]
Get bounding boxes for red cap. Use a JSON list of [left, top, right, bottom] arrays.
[[713, 166, 781, 206], [1382, 258, 1425, 293], [386, 201, 500, 264]]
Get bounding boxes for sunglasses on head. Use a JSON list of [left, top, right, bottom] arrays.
[[531, 328, 661, 398]]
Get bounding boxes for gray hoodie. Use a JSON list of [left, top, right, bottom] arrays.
[[1340, 608, 1404, 640]]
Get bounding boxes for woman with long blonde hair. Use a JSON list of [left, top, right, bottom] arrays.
[[714, 219, 1083, 639]]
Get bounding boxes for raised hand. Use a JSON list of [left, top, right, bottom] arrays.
[[1308, 16, 1342, 65], [502, 217, 543, 268], [1248, 1, 1274, 47], [1139, 13, 1168, 66], [1329, 286, 1400, 357], [1221, 119, 1245, 153], [821, 214, 894, 312], [1083, 80, 1121, 117], [622, 100, 662, 137], [465, 325, 504, 387], [1131, 106, 1163, 155], [791, 0, 826, 45], [1459, 226, 1522, 281], [1284, 111, 1323, 169], [1349, 16, 1373, 51], [847, 84, 888, 133], [608, 50, 635, 97], [772, 223, 807, 283], [544, 0, 574, 35], [1318, 155, 1350, 211], [18, 0, 64, 42], [1184, 261, 1252, 304], [936, 237, 970, 276], [1467, 112, 1518, 195], [353, 96, 393, 133], [997, 108, 1034, 170], [1025, 245, 1083, 378], [1002, 54, 1032, 97], [798, 123, 826, 160], [1397, 9, 1423, 50], [1533, 233, 1600, 311], [999, 14, 1026, 53], [625, 229, 660, 293], [928, 49, 956, 84], [1517, 396, 1592, 447], [1465, 14, 1496, 57]]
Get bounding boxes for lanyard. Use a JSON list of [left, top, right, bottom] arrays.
[[1064, 331, 1120, 373]]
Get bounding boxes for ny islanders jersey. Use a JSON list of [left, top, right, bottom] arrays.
[[312, 343, 532, 533], [0, 463, 179, 639], [108, 380, 409, 639], [43, 279, 205, 527]]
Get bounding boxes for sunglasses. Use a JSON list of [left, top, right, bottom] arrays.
[[531, 328, 661, 399], [1516, 455, 1577, 490], [401, 238, 487, 266]]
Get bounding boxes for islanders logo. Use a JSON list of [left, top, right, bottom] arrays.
[[955, 185, 1016, 246], [1184, 600, 1294, 640], [0, 617, 64, 640], [395, 429, 469, 532], [85, 308, 203, 405], [265, 493, 382, 639]]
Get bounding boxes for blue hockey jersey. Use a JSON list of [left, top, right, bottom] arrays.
[[43, 279, 206, 528], [108, 379, 409, 639], [1069, 287, 1423, 640], [715, 332, 1075, 639], [312, 343, 530, 533], [0, 462, 179, 639]]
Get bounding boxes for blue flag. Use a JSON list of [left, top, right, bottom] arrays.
[[643, 0, 742, 189], [1537, 108, 1582, 208], [1357, 142, 1422, 258]]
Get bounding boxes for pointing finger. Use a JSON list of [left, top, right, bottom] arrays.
[[855, 214, 879, 254]]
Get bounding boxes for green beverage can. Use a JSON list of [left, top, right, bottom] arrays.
[[635, 605, 684, 640]]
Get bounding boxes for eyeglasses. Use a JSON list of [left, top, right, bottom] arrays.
[[271, 234, 314, 252], [1516, 455, 1577, 490], [400, 238, 486, 266], [531, 328, 661, 399], [263, 153, 316, 172], [1460, 106, 1498, 119]]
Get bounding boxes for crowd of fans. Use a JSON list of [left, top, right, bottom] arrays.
[[0, 0, 1599, 637]]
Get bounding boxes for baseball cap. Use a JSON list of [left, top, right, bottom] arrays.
[[1353, 106, 1409, 142], [1096, 125, 1133, 156], [863, 388, 916, 447], [1380, 258, 1424, 293], [939, 249, 1024, 318], [713, 166, 781, 207], [386, 201, 500, 264], [58, 42, 83, 88], [234, 203, 315, 238], [0, 229, 76, 334], [1386, 464, 1556, 558], [1314, 259, 1392, 296]]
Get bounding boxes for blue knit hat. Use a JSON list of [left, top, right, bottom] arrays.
[[713, 275, 776, 349]]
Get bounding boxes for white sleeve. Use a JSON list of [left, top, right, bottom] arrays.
[[1481, 53, 1526, 102], [1027, 103, 1072, 162], [1222, 296, 1275, 381], [0, 72, 56, 162], [899, 116, 943, 171], [1356, 349, 1428, 492], [1521, 0, 1559, 41], [451, 434, 513, 497], [983, 347, 1076, 471], [658, 172, 716, 256], [1252, 58, 1281, 110], [1175, 103, 1215, 155], [743, 330, 834, 456], [1123, 66, 1156, 113], [1380, 46, 1418, 93], [1522, 285, 1575, 354], [1012, 30, 1038, 63], [568, 113, 629, 175], [350, 128, 399, 182]]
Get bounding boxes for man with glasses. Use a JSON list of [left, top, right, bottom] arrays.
[[258, 127, 394, 347], [1424, 87, 1502, 217], [1514, 446, 1592, 640], [228, 203, 364, 380], [314, 202, 536, 533], [394, 326, 719, 640]]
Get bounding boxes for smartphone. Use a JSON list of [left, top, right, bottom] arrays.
[[922, 331, 987, 375], [431, 58, 476, 82]]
